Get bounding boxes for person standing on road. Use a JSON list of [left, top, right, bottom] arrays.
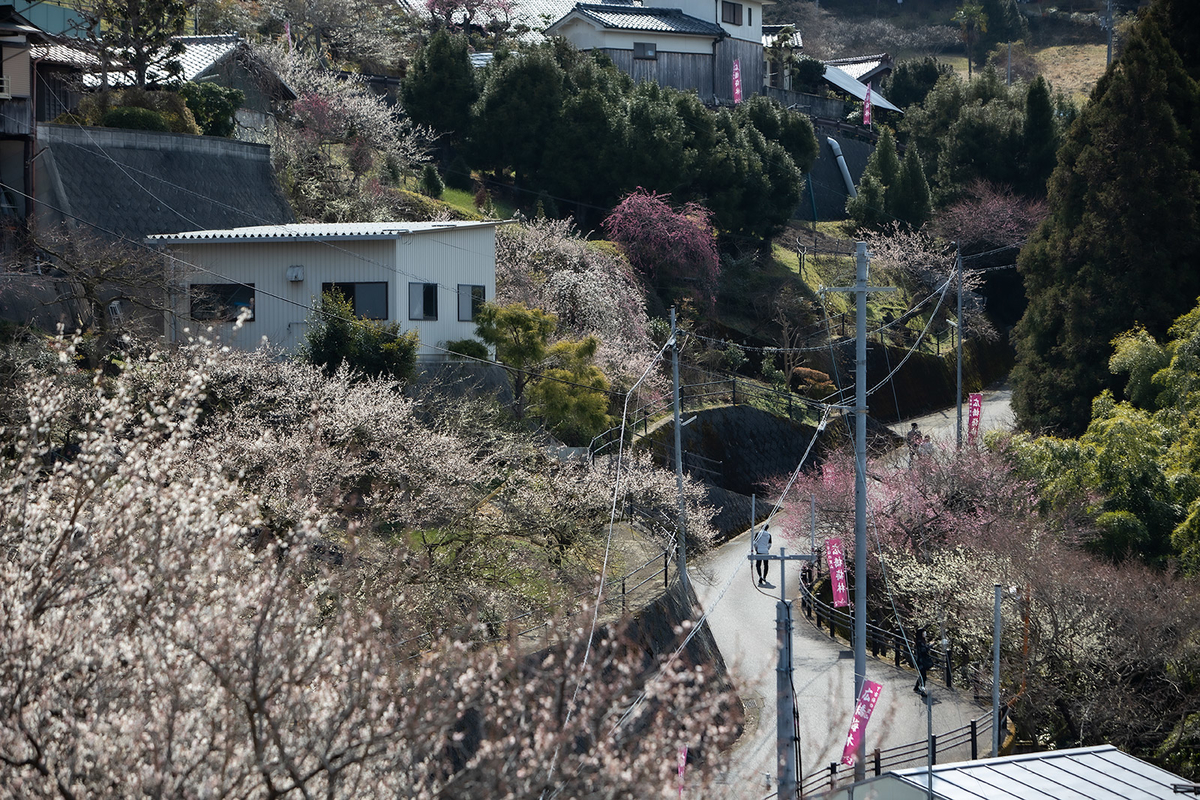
[[753, 523, 772, 585]]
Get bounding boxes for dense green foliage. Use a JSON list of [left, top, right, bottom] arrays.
[[101, 105, 170, 132], [883, 57, 952, 110], [178, 81, 244, 137], [400, 30, 479, 151], [847, 127, 929, 229], [404, 43, 818, 240], [1004, 298, 1200, 571], [1012, 4, 1200, 435], [301, 290, 419, 382]]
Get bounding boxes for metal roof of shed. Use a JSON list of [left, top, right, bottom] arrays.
[[148, 221, 506, 244], [820, 62, 902, 113], [875, 746, 1191, 800]]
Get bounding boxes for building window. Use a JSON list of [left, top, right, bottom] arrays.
[[190, 283, 255, 321], [409, 282, 438, 320], [721, 1, 742, 25], [458, 284, 485, 321], [747, 7, 752, 25], [322, 281, 388, 319], [633, 42, 657, 60]]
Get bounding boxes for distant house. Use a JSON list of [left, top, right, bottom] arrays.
[[85, 35, 296, 142], [150, 221, 503, 359], [822, 745, 1193, 800], [762, 23, 802, 90], [0, 6, 42, 220], [544, 0, 766, 105]]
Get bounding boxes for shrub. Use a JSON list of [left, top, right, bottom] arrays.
[[444, 337, 489, 360], [445, 154, 474, 191], [301, 290, 418, 382], [789, 366, 835, 398], [101, 105, 170, 132], [178, 81, 244, 137], [420, 163, 444, 198]]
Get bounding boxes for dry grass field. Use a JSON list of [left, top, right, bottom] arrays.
[[1034, 43, 1110, 103]]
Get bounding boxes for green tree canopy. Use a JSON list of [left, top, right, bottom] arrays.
[[301, 290, 418, 382], [474, 301, 557, 417], [401, 30, 479, 150], [1012, 8, 1200, 435], [525, 335, 612, 446]]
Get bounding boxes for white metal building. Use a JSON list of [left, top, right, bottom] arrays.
[[152, 221, 503, 359], [822, 745, 1194, 800]]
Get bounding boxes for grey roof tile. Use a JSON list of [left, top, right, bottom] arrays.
[[567, 3, 725, 36]]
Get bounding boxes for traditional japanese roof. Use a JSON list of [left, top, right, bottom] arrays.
[[821, 63, 901, 113], [835, 746, 1192, 800], [552, 3, 725, 36], [148, 221, 506, 244], [762, 24, 802, 50], [31, 40, 99, 67], [825, 52, 892, 83]]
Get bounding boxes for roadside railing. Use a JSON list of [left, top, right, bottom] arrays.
[[800, 713, 994, 796]]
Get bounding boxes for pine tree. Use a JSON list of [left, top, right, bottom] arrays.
[[1021, 76, 1057, 197], [890, 146, 932, 229], [401, 30, 479, 150], [846, 127, 898, 229], [1011, 8, 1200, 435]]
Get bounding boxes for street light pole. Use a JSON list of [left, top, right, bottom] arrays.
[[671, 307, 688, 594], [993, 583, 1002, 758], [955, 246, 963, 450]]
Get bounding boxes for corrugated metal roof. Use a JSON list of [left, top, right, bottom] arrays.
[[561, 3, 724, 36], [821, 63, 901, 113], [148, 221, 505, 244], [887, 746, 1190, 800]]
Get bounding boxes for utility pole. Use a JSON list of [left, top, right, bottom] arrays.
[[955, 247, 964, 450], [993, 584, 1002, 757], [827, 243, 895, 779], [671, 307, 689, 594], [748, 544, 816, 799]]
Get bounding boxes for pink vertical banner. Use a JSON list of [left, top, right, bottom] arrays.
[[732, 59, 743, 104], [863, 84, 872, 125], [826, 537, 849, 608], [840, 680, 884, 766], [968, 392, 983, 444], [677, 745, 688, 798]]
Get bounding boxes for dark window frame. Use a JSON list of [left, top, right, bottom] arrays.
[[321, 281, 389, 320], [190, 283, 255, 322], [721, 1, 743, 25]]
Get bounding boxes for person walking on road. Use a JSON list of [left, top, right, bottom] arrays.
[[753, 523, 772, 585], [906, 422, 922, 468]]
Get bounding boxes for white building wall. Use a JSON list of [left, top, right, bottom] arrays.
[[166, 225, 497, 360]]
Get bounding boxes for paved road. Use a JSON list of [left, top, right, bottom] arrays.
[[888, 382, 1015, 445], [693, 387, 1014, 797]]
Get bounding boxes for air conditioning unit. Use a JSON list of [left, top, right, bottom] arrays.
[[0, 75, 10, 100]]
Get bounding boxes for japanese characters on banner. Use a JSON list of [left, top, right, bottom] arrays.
[[863, 84, 872, 125], [677, 746, 688, 798], [826, 537, 849, 607], [840, 681, 884, 766], [967, 392, 983, 445], [732, 59, 743, 104]]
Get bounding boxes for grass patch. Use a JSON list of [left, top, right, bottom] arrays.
[[440, 187, 481, 217]]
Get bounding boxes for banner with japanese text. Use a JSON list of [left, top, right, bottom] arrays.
[[732, 59, 743, 104], [677, 746, 688, 798], [863, 84, 872, 125], [968, 392, 983, 444], [840, 680, 883, 766], [827, 537, 849, 607]]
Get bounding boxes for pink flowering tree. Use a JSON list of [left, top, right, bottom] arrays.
[[603, 189, 720, 313]]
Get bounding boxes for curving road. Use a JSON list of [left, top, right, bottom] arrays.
[[693, 385, 1014, 797]]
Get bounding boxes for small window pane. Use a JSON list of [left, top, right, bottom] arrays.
[[634, 42, 656, 60], [410, 282, 438, 320], [355, 282, 388, 319], [721, 1, 742, 25], [459, 284, 485, 321]]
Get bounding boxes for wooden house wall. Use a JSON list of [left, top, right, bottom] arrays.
[[713, 38, 762, 104], [601, 48, 714, 98]]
